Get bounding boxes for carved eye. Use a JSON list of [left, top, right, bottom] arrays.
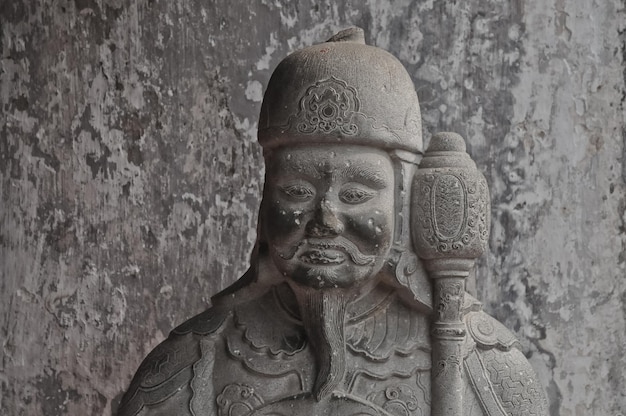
[[280, 184, 314, 201], [339, 187, 376, 204]]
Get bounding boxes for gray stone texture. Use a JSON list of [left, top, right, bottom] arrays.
[[1, 0, 624, 415]]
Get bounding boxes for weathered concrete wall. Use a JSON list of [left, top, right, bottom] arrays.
[[1, 1, 624, 415]]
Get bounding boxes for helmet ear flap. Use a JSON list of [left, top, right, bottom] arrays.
[[256, 172, 273, 251], [384, 151, 432, 311]]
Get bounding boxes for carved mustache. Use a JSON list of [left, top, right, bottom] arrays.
[[277, 237, 376, 266]]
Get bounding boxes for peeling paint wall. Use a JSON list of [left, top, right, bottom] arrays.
[[1, 1, 624, 415]]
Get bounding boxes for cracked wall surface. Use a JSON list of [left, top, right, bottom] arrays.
[[1, 1, 624, 415]]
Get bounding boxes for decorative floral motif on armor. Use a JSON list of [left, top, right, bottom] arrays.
[[465, 311, 520, 350], [217, 383, 264, 416], [367, 384, 420, 416], [289, 77, 361, 136]]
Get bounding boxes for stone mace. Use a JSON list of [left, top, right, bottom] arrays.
[[412, 132, 491, 416]]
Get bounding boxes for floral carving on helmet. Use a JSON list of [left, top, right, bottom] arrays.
[[291, 77, 361, 136]]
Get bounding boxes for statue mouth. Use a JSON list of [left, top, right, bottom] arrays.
[[299, 249, 346, 265]]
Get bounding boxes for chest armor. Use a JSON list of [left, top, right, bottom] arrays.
[[206, 286, 432, 416], [119, 286, 547, 416]]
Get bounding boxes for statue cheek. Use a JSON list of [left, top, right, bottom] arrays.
[[346, 213, 392, 249], [265, 202, 307, 239]]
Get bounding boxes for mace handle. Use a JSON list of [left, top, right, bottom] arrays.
[[412, 132, 491, 416]]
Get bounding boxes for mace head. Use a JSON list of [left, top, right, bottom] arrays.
[[411, 132, 491, 267]]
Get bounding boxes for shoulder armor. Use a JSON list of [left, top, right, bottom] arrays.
[[465, 311, 520, 351], [465, 347, 549, 416], [464, 312, 549, 416], [118, 307, 228, 416], [172, 306, 228, 336]]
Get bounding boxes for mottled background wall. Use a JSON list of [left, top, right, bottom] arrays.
[[1, 0, 624, 415]]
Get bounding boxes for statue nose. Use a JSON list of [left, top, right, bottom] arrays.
[[305, 198, 344, 237]]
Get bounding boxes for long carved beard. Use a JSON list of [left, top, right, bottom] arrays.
[[296, 289, 348, 401]]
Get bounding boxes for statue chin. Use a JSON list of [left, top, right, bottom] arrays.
[[289, 263, 375, 289]]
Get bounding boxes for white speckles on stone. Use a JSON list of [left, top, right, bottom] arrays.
[[122, 75, 145, 110], [280, 10, 297, 28], [398, 22, 423, 65], [159, 284, 173, 299], [121, 264, 140, 278], [503, 49, 521, 66], [574, 97, 586, 116], [256, 32, 279, 71], [182, 193, 203, 204], [245, 80, 264, 102], [233, 115, 258, 141], [508, 24, 522, 41], [16, 288, 38, 303], [107, 288, 127, 327], [286, 36, 299, 50]]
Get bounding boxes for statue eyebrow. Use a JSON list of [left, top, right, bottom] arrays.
[[280, 159, 323, 179], [340, 164, 388, 189]]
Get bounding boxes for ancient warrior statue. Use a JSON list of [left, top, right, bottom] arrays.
[[117, 28, 548, 416]]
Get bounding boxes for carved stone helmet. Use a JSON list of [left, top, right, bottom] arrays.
[[258, 27, 423, 154]]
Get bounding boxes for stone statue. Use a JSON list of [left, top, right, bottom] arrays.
[[117, 28, 548, 416]]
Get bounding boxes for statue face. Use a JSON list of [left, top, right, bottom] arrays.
[[264, 145, 395, 289]]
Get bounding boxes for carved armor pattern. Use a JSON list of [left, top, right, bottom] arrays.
[[234, 289, 307, 357], [217, 384, 265, 416], [117, 312, 229, 416], [346, 293, 430, 360], [287, 77, 361, 136], [140, 340, 196, 387], [434, 281, 464, 324], [466, 311, 520, 351], [367, 384, 420, 416], [479, 349, 548, 416], [228, 288, 313, 388], [433, 354, 461, 379]]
